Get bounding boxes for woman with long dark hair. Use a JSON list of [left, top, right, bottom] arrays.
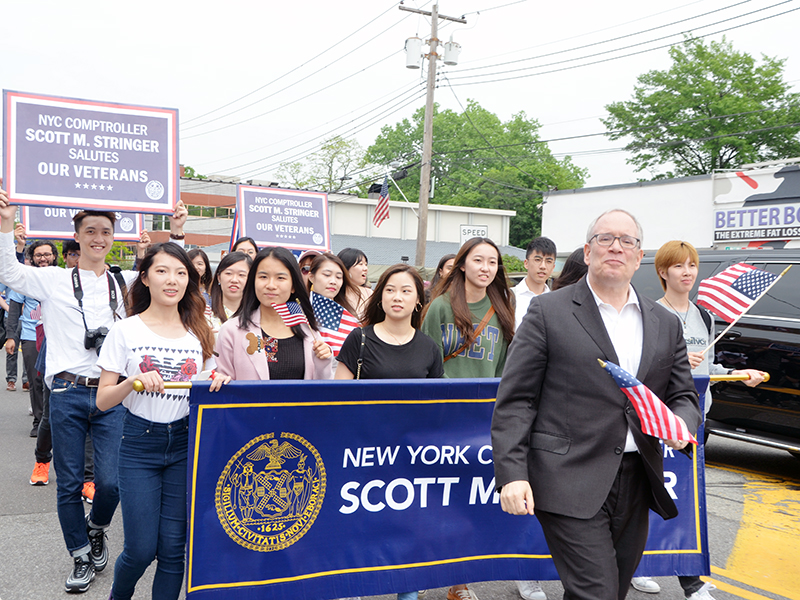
[[96, 243, 229, 600], [336, 264, 442, 380], [208, 251, 252, 335], [187, 248, 212, 309], [421, 237, 515, 379], [231, 236, 259, 260], [338, 247, 373, 319], [308, 252, 358, 315], [216, 247, 332, 381], [551, 247, 587, 291]]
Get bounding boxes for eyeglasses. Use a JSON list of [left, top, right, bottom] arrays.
[[589, 234, 640, 249], [33, 253, 54, 260], [529, 256, 555, 265], [301, 266, 312, 274]]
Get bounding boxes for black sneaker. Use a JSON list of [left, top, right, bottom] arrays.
[[65, 553, 95, 593], [86, 517, 109, 572]]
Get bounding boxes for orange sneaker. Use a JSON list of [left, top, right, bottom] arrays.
[[30, 462, 50, 485], [82, 481, 95, 504]]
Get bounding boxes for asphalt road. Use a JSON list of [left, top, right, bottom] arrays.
[[0, 372, 797, 600]]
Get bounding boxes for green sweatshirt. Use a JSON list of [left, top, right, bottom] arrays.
[[421, 293, 508, 378]]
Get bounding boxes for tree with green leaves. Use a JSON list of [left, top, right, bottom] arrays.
[[276, 136, 366, 192], [365, 99, 586, 247], [603, 36, 800, 179]]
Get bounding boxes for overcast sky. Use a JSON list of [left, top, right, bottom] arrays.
[[3, 0, 799, 191]]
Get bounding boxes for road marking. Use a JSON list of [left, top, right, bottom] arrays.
[[707, 572, 786, 600], [719, 471, 800, 599]]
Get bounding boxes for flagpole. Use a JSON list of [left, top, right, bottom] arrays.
[[700, 264, 792, 357], [387, 173, 418, 217]]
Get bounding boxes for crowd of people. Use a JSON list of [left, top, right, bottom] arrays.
[[0, 186, 760, 600]]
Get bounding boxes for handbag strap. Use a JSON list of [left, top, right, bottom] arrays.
[[443, 306, 495, 363], [355, 327, 366, 380]]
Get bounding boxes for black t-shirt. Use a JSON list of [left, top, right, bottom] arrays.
[[338, 325, 444, 380], [261, 331, 306, 380]]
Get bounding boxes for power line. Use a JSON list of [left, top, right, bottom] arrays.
[[446, 4, 800, 86], [454, 0, 755, 74], [182, 2, 403, 128]]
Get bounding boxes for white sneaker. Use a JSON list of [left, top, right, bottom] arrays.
[[631, 577, 661, 593], [686, 582, 717, 599], [516, 580, 547, 600]]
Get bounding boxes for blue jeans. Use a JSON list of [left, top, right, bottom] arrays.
[[112, 412, 189, 600], [50, 377, 124, 555]]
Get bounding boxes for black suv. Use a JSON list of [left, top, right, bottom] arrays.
[[632, 250, 800, 458]]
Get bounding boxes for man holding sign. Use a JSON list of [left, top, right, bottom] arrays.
[[492, 210, 701, 600], [0, 188, 187, 594]]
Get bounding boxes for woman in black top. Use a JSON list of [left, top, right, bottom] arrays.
[[336, 264, 442, 380]]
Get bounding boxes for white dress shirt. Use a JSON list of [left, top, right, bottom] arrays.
[[587, 280, 643, 452], [512, 278, 550, 329]]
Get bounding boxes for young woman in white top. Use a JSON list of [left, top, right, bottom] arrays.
[[96, 243, 230, 600], [207, 251, 252, 336]]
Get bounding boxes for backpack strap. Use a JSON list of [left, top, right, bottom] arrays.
[[695, 301, 713, 336], [444, 306, 495, 363]]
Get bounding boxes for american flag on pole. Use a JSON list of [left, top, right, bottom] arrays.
[[373, 175, 390, 228], [697, 263, 779, 323], [599, 359, 697, 445], [310, 292, 360, 356], [271, 302, 309, 328]]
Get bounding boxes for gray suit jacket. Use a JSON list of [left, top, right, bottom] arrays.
[[491, 278, 701, 520]]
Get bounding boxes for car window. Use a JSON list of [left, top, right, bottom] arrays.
[[746, 262, 800, 319]]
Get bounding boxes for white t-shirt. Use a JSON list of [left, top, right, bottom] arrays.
[[97, 315, 208, 423]]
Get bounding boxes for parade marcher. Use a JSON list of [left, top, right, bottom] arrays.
[[550, 247, 587, 291], [492, 210, 701, 600], [335, 264, 442, 600], [422, 237, 515, 379], [231, 236, 259, 259], [4, 224, 27, 392], [636, 239, 766, 600], [96, 243, 229, 600], [308, 252, 359, 316], [298, 249, 322, 288], [4, 240, 58, 437], [0, 189, 188, 593], [421, 237, 515, 600], [512, 237, 556, 330], [208, 251, 251, 336], [216, 247, 332, 381], [425, 253, 456, 303], [338, 247, 373, 319], [188, 248, 213, 309]]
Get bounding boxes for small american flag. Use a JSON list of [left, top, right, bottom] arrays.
[[311, 292, 360, 356], [599, 359, 697, 445], [271, 301, 308, 327], [373, 175, 390, 228], [697, 263, 779, 323]]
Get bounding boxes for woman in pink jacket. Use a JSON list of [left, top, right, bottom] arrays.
[[216, 247, 332, 381]]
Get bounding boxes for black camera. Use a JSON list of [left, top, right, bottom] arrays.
[[84, 327, 109, 354]]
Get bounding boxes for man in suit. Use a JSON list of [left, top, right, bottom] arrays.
[[491, 209, 701, 600]]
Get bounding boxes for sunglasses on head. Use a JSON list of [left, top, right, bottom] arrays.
[[301, 266, 312, 274]]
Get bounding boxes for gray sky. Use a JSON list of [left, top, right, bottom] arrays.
[[3, 0, 799, 190]]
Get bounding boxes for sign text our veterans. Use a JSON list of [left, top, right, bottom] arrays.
[[3, 90, 178, 214]]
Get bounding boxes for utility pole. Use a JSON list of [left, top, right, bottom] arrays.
[[400, 3, 465, 269]]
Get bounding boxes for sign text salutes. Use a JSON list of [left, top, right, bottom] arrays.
[[339, 445, 497, 514]]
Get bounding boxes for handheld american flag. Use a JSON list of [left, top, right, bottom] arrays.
[[373, 176, 390, 228], [697, 263, 779, 323], [598, 359, 697, 445], [271, 302, 309, 328], [310, 292, 360, 356]]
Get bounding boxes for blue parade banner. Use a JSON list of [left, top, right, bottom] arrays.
[[187, 378, 709, 599], [3, 90, 178, 214]]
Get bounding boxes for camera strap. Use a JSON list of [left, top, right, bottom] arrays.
[[71, 267, 120, 332]]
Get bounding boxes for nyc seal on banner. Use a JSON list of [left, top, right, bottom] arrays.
[[186, 377, 709, 600], [3, 90, 178, 214], [20, 206, 144, 242], [237, 185, 330, 251]]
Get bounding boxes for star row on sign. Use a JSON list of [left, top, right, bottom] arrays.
[[275, 234, 296, 239], [74, 182, 114, 191]]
